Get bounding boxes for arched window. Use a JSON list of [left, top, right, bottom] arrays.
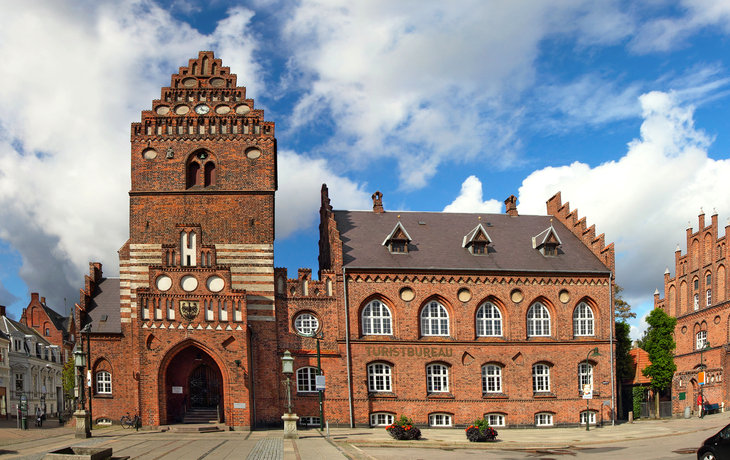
[[573, 302, 594, 336], [367, 363, 392, 392], [187, 161, 200, 188], [426, 363, 449, 393], [527, 302, 550, 337], [294, 313, 319, 336], [362, 300, 392, 335], [96, 371, 112, 395], [204, 162, 216, 186], [532, 364, 550, 392], [697, 330, 707, 350], [707, 289, 712, 307], [481, 364, 502, 393], [579, 363, 593, 391], [694, 294, 700, 311], [421, 301, 449, 336], [476, 302, 502, 337], [296, 367, 318, 393]]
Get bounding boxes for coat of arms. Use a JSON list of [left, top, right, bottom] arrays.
[[180, 301, 200, 321]]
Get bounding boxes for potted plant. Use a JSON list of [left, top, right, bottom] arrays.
[[465, 417, 498, 442], [386, 415, 422, 440]]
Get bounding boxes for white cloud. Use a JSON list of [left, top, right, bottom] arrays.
[[517, 90, 726, 325], [276, 150, 371, 238], [443, 176, 503, 214], [0, 1, 261, 312]]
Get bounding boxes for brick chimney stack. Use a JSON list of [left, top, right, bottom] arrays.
[[504, 195, 518, 217], [0, 305, 5, 317], [372, 191, 384, 213]]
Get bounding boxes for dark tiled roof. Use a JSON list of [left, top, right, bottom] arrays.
[[42, 304, 70, 339], [333, 211, 610, 273], [84, 278, 121, 334]]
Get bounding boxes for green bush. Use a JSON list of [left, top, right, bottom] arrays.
[[632, 386, 644, 419]]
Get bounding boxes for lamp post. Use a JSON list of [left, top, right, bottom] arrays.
[[700, 340, 711, 418], [281, 351, 299, 439], [308, 331, 325, 431], [584, 347, 601, 432], [83, 324, 92, 429], [73, 339, 90, 438]]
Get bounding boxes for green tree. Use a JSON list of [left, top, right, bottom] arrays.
[[641, 308, 677, 419], [62, 356, 76, 402], [614, 284, 636, 319], [615, 320, 634, 418]]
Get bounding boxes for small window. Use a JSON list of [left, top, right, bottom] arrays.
[[476, 302, 502, 337], [362, 300, 392, 335], [482, 364, 502, 393], [694, 278, 699, 290], [45, 328, 50, 336], [535, 413, 553, 426], [542, 245, 557, 256], [367, 363, 392, 392], [426, 364, 449, 393], [697, 330, 707, 350], [580, 411, 596, 425], [294, 313, 319, 336], [299, 416, 320, 426], [694, 294, 699, 311], [390, 241, 407, 253], [370, 413, 394, 427], [533, 364, 550, 392], [472, 242, 486, 254], [707, 274, 712, 285], [579, 363, 593, 392], [96, 371, 112, 395], [485, 414, 505, 427], [707, 289, 712, 307], [429, 413, 452, 427], [296, 367, 318, 393]]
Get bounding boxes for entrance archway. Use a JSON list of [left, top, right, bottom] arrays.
[[163, 344, 224, 424]]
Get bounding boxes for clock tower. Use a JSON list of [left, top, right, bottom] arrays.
[[119, 51, 277, 428]]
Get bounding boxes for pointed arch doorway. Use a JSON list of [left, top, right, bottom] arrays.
[[163, 344, 224, 424]]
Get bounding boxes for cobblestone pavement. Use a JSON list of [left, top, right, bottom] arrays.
[[246, 438, 283, 460]]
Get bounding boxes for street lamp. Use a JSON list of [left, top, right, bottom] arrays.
[[700, 340, 711, 418], [73, 338, 90, 439], [308, 330, 325, 431], [584, 347, 601, 432], [281, 351, 299, 439]]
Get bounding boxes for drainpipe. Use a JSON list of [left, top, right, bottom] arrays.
[[610, 272, 615, 426], [343, 267, 354, 428]]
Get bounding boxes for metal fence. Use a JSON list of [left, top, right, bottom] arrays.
[[641, 401, 672, 418]]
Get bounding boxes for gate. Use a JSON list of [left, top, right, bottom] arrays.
[[188, 364, 221, 408]]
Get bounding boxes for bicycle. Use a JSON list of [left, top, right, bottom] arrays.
[[120, 412, 141, 429]]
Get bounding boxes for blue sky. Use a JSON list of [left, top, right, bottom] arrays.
[[1, 1, 730, 339]]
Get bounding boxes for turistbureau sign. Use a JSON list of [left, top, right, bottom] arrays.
[[366, 345, 453, 358]]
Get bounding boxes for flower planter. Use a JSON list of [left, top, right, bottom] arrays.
[[386, 424, 422, 440], [465, 425, 498, 442]]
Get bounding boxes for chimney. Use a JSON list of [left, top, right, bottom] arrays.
[[0, 305, 5, 317], [504, 195, 518, 217], [41, 297, 46, 305], [372, 191, 385, 214]]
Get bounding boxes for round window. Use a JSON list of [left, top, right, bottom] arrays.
[[181, 275, 198, 292], [207, 276, 224, 293], [156, 275, 172, 291], [294, 313, 320, 336]]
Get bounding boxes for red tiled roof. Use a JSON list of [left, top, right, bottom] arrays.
[[628, 348, 652, 385]]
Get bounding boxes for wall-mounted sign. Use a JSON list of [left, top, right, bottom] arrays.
[[316, 375, 326, 391], [172, 386, 183, 394], [366, 346, 453, 358], [234, 403, 246, 409]]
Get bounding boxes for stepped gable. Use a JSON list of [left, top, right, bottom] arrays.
[[546, 192, 615, 275]]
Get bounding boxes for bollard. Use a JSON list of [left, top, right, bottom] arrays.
[[685, 406, 691, 419], [723, 402, 725, 413], [628, 411, 633, 424], [326, 421, 329, 439]]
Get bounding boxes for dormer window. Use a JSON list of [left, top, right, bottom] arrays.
[[463, 223, 492, 255], [382, 221, 412, 255], [533, 223, 562, 258]]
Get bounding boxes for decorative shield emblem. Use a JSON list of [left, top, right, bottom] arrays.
[[180, 301, 200, 321]]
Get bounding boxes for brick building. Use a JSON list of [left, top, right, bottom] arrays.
[[20, 293, 75, 363], [78, 52, 617, 430], [655, 209, 730, 415]]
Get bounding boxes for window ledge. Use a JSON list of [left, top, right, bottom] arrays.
[[368, 392, 397, 399], [580, 392, 601, 398], [533, 392, 556, 399], [427, 392, 455, 399], [94, 394, 113, 399], [295, 392, 320, 398], [482, 392, 508, 399]]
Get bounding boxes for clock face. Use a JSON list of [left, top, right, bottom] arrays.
[[194, 104, 210, 115]]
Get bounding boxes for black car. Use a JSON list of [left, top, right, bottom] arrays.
[[698, 423, 730, 460]]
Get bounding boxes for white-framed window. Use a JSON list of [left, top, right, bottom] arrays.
[[481, 364, 502, 393], [485, 414, 505, 427], [96, 371, 112, 395], [370, 413, 395, 427], [294, 313, 319, 336], [579, 363, 593, 391], [527, 302, 550, 337], [296, 367, 318, 393], [694, 294, 699, 311], [580, 411, 596, 425], [299, 416, 320, 426], [535, 413, 553, 426], [573, 302, 594, 336], [362, 300, 392, 335], [697, 330, 707, 350], [429, 413, 452, 427], [533, 364, 550, 392], [476, 302, 502, 337], [15, 373, 23, 392], [427, 364, 449, 393], [707, 289, 712, 307], [421, 301, 449, 336], [367, 363, 392, 392]]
